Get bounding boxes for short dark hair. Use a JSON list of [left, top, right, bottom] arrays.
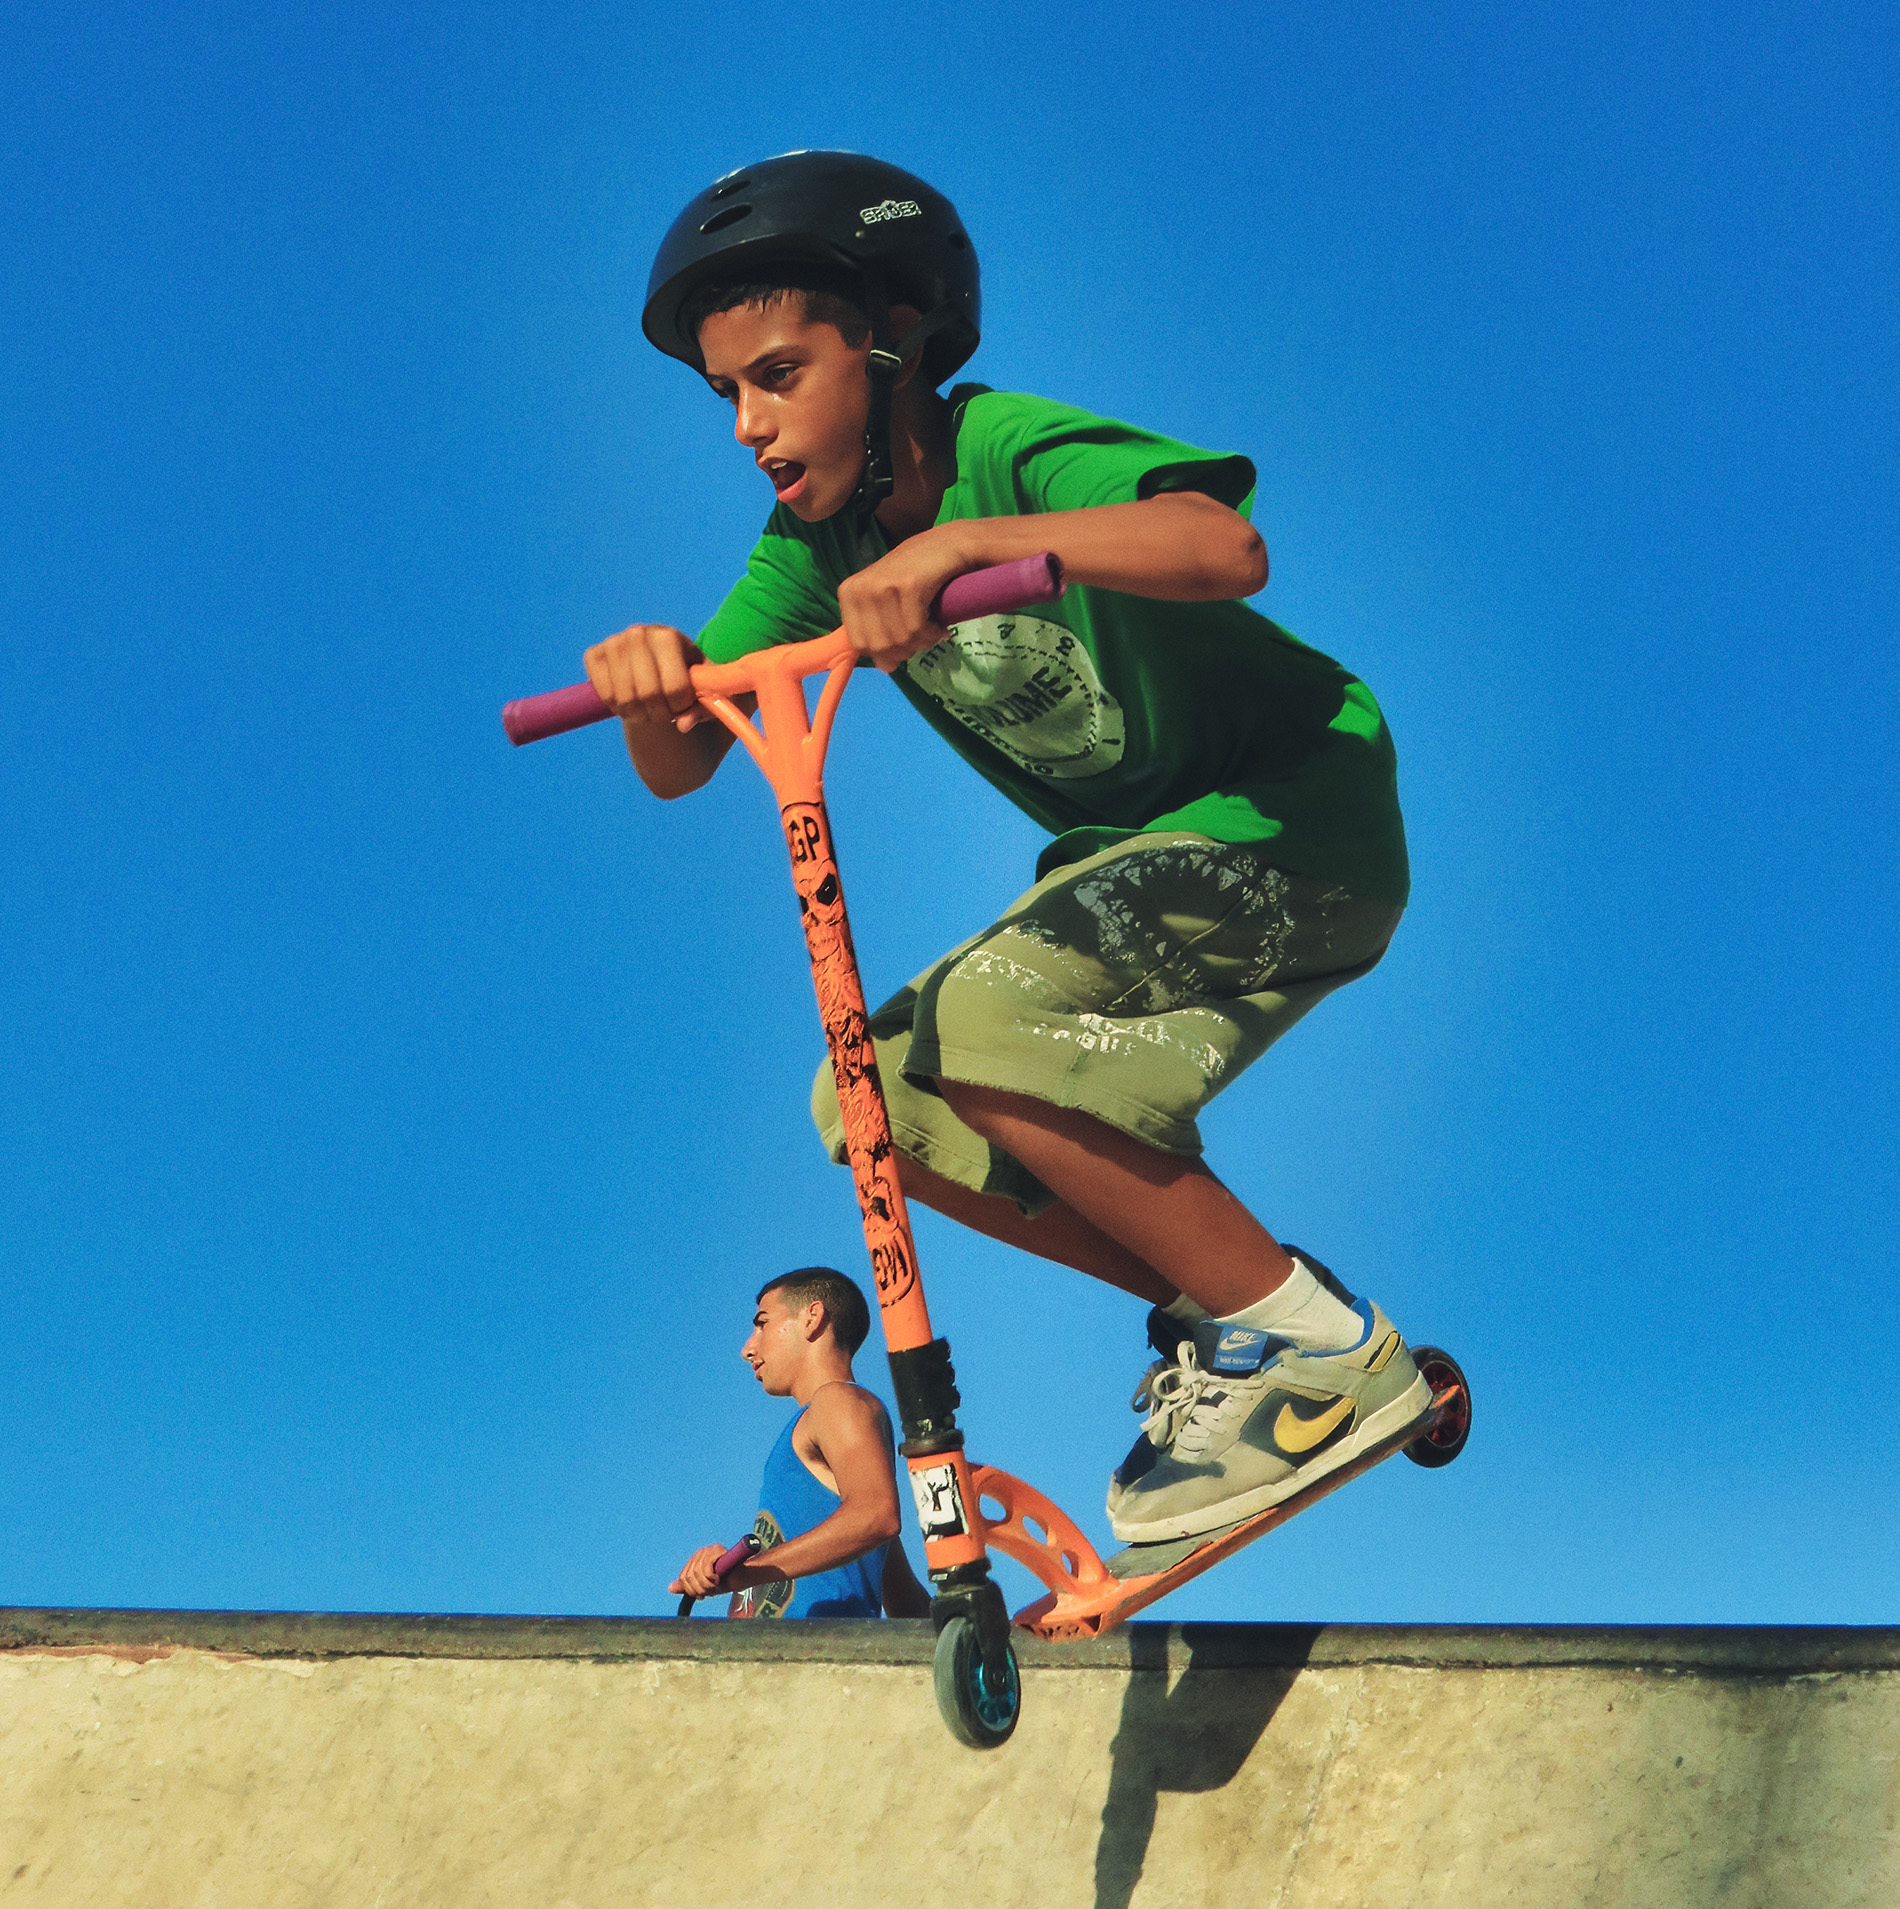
[[756, 1266, 873, 1356], [681, 266, 873, 354]]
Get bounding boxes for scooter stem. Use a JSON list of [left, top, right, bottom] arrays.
[[689, 643, 933, 1354], [686, 560, 1063, 1600]]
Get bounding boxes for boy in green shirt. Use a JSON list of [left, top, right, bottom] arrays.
[[586, 152, 1430, 1548]]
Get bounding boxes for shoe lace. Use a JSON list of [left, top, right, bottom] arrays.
[[1133, 1343, 1217, 1453]]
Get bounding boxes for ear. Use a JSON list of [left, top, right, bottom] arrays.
[[801, 1300, 831, 1345]]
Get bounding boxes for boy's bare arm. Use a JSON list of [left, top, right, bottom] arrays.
[[715, 1385, 905, 1592], [839, 491, 1268, 672], [582, 622, 756, 799]]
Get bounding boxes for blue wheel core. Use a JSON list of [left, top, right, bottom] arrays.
[[932, 1614, 1022, 1749]]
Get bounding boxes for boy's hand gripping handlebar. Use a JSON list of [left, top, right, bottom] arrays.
[[499, 552, 1065, 749], [675, 1533, 763, 1617]]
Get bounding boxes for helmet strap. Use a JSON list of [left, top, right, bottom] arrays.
[[843, 265, 961, 530], [851, 346, 901, 526], [846, 263, 899, 527]]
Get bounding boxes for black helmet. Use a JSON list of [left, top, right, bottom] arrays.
[[643, 152, 980, 525], [643, 151, 980, 383]]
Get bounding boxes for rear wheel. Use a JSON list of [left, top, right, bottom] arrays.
[[932, 1615, 1021, 1750], [1405, 1345, 1471, 1469]]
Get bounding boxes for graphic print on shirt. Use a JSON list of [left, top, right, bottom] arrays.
[[728, 1509, 793, 1620], [902, 614, 1126, 781]]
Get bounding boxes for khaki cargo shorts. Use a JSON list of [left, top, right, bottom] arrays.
[[812, 832, 1402, 1216]]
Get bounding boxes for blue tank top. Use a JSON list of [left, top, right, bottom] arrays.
[[728, 1401, 892, 1620]]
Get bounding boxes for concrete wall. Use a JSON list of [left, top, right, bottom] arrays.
[[3, 1612, 1895, 1908]]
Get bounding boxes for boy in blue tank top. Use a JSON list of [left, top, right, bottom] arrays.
[[602, 153, 1432, 1549], [670, 1268, 930, 1619]]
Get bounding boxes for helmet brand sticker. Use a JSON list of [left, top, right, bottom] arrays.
[[860, 198, 923, 224], [903, 615, 1126, 780]]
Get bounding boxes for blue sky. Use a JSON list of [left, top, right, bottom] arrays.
[[4, 0, 1895, 1626]]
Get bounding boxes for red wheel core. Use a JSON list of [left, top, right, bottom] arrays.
[[1404, 1346, 1471, 1468]]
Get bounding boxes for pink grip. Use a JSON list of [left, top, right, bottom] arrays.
[[501, 680, 614, 746], [712, 1536, 758, 1582], [502, 552, 1066, 746], [935, 551, 1062, 625], [675, 1531, 762, 1617]]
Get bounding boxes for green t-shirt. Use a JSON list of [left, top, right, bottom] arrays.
[[697, 387, 1409, 906]]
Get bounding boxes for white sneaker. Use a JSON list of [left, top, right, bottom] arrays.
[[1108, 1294, 1430, 1544]]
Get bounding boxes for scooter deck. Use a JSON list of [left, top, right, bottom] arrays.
[[972, 1382, 1465, 1643]]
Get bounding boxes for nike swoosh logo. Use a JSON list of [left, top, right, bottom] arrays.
[[1217, 1330, 1265, 1353], [1274, 1395, 1355, 1454]]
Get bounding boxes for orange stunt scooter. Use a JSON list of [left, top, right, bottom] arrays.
[[504, 555, 1471, 1749]]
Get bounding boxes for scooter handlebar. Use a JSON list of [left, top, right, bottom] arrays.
[[502, 552, 1064, 746], [676, 1532, 764, 1618]]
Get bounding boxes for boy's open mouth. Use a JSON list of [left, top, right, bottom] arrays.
[[761, 457, 806, 500]]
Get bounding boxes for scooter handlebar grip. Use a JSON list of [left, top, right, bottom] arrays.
[[934, 551, 1065, 624], [677, 1533, 762, 1618], [502, 680, 611, 746], [714, 1534, 762, 1579]]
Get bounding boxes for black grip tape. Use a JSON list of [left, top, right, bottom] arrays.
[[889, 1338, 961, 1444]]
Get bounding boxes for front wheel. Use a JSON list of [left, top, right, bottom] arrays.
[[932, 1615, 1021, 1750], [1404, 1345, 1472, 1468]]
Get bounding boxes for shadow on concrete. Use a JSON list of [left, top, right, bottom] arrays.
[[1094, 1624, 1319, 1909]]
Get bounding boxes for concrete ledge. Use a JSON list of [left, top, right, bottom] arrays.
[[5, 1607, 1896, 1674], [8, 1608, 1898, 1906]]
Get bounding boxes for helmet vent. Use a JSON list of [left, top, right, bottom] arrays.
[[710, 176, 751, 200], [948, 231, 968, 250], [699, 203, 752, 234]]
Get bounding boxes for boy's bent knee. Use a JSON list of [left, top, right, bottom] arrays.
[[934, 1076, 1024, 1138], [808, 1032, 1055, 1217]]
